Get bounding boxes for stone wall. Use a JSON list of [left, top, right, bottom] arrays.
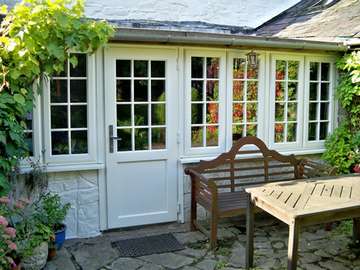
[[47, 170, 100, 239]]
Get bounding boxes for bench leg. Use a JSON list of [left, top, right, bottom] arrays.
[[190, 198, 197, 231], [210, 211, 218, 249], [287, 220, 300, 270], [353, 218, 360, 241], [246, 194, 254, 270]]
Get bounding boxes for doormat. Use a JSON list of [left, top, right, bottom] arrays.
[[111, 233, 185, 257]]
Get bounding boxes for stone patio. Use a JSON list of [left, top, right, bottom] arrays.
[[45, 218, 360, 270]]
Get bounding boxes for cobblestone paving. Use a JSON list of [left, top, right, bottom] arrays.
[[45, 219, 360, 270]]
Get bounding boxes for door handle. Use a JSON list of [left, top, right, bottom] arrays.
[[109, 125, 122, 153]]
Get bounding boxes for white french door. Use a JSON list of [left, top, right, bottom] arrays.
[[104, 46, 178, 228]]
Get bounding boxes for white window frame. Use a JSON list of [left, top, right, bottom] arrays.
[[303, 56, 336, 149], [226, 51, 266, 151], [184, 49, 226, 156], [269, 54, 305, 151], [43, 54, 97, 164]]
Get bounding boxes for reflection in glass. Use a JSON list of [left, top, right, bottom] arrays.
[[246, 124, 257, 136], [233, 58, 245, 79], [71, 105, 87, 128], [275, 82, 285, 101], [152, 128, 166, 149], [321, 83, 329, 100], [321, 63, 330, 81], [274, 123, 284, 143], [51, 106, 68, 128], [206, 80, 219, 101], [151, 80, 165, 101], [116, 80, 131, 102], [134, 60, 148, 77], [206, 103, 218, 124], [116, 60, 131, 77], [288, 82, 297, 100], [117, 105, 131, 127], [134, 104, 148, 126], [247, 62, 258, 79], [152, 104, 166, 125], [310, 83, 318, 100], [320, 103, 329, 120], [206, 57, 219, 78], [233, 81, 244, 101], [232, 125, 243, 142], [135, 128, 149, 150], [308, 123, 317, 141], [70, 80, 87, 102], [247, 81, 258, 101], [70, 53, 87, 77], [71, 130, 88, 154], [134, 80, 148, 101], [287, 103, 297, 121], [191, 57, 203, 78], [310, 62, 319, 81], [276, 60, 286, 80], [320, 122, 328, 140], [287, 123, 297, 142], [233, 103, 243, 123], [275, 103, 285, 121], [51, 131, 69, 155], [117, 129, 132, 151], [51, 80, 67, 103], [191, 80, 203, 101], [191, 104, 203, 124], [191, 127, 203, 147], [309, 103, 318, 120], [246, 103, 257, 122], [288, 61, 299, 80], [151, 61, 165, 77], [206, 126, 218, 146]]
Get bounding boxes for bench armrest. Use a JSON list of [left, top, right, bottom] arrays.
[[184, 167, 209, 184], [299, 159, 337, 178]]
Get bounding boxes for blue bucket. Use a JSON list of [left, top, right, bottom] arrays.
[[54, 224, 66, 250]]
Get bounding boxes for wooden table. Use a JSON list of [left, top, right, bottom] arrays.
[[245, 175, 360, 270]]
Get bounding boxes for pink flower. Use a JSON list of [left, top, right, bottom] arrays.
[[0, 216, 9, 227], [4, 227, 16, 238], [0, 196, 10, 204], [5, 240, 17, 251], [14, 201, 24, 209]]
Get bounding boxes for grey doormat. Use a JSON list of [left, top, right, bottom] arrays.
[[111, 233, 185, 257]]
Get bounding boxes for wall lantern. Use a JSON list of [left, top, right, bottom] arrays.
[[247, 50, 258, 68]]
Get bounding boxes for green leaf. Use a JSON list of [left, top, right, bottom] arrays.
[[14, 93, 25, 104]]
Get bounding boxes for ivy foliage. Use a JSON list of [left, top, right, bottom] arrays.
[[0, 0, 114, 194], [323, 52, 360, 174]]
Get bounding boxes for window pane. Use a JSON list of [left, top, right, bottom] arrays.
[[275, 103, 285, 121], [246, 103, 257, 122], [51, 106, 68, 128], [151, 61, 165, 77], [247, 81, 258, 101], [276, 60, 286, 80], [321, 83, 329, 100], [233, 81, 244, 101], [310, 83, 318, 101], [206, 126, 218, 146], [70, 80, 87, 102], [151, 80, 165, 101], [233, 103, 243, 123], [321, 63, 330, 81], [320, 103, 329, 120], [206, 57, 219, 78], [191, 57, 203, 78], [70, 54, 87, 77], [275, 82, 285, 101], [116, 60, 131, 77], [191, 104, 203, 124], [287, 123, 297, 142], [25, 111, 33, 130], [134, 104, 148, 126], [191, 127, 203, 147], [320, 122, 329, 140], [233, 58, 245, 79], [308, 123, 317, 141], [152, 104, 165, 125], [134, 80, 148, 101], [117, 129, 132, 151], [309, 103, 318, 120], [288, 61, 299, 80], [134, 60, 148, 77], [247, 63, 258, 79], [71, 130, 88, 154], [135, 128, 149, 150], [191, 80, 203, 101], [51, 131, 69, 155], [116, 80, 131, 102], [246, 124, 257, 136], [206, 81, 219, 101], [206, 103, 218, 124], [71, 105, 87, 128], [274, 123, 284, 143], [310, 62, 319, 81], [152, 128, 166, 149], [232, 125, 243, 143], [117, 105, 131, 127], [51, 80, 67, 103], [287, 103, 297, 121], [288, 82, 298, 101]]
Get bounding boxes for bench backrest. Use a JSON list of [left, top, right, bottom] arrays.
[[192, 136, 302, 192]]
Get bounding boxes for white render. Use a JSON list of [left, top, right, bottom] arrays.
[[84, 0, 300, 28], [47, 170, 100, 238]]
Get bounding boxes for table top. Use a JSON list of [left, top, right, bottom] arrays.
[[245, 175, 360, 223]]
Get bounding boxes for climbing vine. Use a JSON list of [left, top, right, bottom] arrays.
[[0, 0, 114, 194], [323, 51, 360, 174]]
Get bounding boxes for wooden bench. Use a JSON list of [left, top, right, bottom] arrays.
[[184, 136, 330, 249]]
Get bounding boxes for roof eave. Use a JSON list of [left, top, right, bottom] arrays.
[[111, 27, 347, 51]]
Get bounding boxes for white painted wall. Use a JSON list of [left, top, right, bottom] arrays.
[[84, 0, 300, 28]]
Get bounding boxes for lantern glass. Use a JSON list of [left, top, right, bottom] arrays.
[[247, 51, 258, 68]]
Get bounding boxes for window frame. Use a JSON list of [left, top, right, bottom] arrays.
[[303, 56, 336, 149], [184, 49, 226, 156], [226, 51, 266, 151], [269, 54, 305, 151], [43, 53, 97, 164]]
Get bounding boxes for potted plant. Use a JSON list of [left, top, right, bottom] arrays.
[[36, 193, 70, 254]]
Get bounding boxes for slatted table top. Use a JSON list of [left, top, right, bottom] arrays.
[[245, 175, 360, 221]]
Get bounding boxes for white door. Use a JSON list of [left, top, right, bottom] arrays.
[[105, 46, 178, 228]]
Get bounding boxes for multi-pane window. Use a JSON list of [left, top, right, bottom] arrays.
[[232, 58, 259, 143], [308, 62, 331, 141], [50, 53, 88, 155], [116, 59, 166, 151], [274, 60, 299, 143], [190, 57, 219, 147], [24, 111, 33, 156]]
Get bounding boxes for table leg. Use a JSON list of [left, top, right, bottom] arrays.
[[246, 193, 254, 270], [353, 218, 360, 241], [287, 220, 299, 270]]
